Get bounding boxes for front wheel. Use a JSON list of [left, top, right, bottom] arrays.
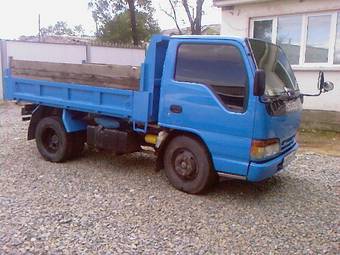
[[163, 135, 216, 194]]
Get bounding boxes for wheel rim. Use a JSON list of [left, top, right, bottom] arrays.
[[172, 148, 198, 181], [41, 127, 60, 153]]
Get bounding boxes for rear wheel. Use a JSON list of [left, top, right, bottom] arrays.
[[35, 116, 72, 162], [164, 135, 216, 194]]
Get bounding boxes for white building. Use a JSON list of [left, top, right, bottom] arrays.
[[214, 0, 340, 130]]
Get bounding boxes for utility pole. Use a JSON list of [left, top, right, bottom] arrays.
[[38, 14, 41, 41]]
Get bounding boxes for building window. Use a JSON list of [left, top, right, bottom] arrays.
[[334, 12, 340, 64], [175, 44, 247, 110], [277, 15, 302, 65], [305, 15, 331, 63], [253, 20, 273, 42], [251, 11, 340, 67]]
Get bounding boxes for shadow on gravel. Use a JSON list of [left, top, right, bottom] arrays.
[[81, 148, 157, 172], [51, 147, 319, 200], [71, 148, 294, 195], [209, 177, 285, 198]]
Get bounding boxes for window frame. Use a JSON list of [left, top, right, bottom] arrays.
[[173, 42, 249, 113], [250, 11, 340, 69]]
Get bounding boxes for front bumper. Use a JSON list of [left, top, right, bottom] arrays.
[[247, 143, 298, 182]]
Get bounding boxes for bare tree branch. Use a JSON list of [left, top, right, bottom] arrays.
[[162, 0, 205, 35], [160, 0, 183, 35]]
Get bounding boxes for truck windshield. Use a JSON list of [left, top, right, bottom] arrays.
[[248, 39, 299, 96]]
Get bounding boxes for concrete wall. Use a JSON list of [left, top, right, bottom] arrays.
[[89, 46, 145, 66], [6, 41, 87, 64], [301, 109, 340, 132], [4, 41, 145, 66], [219, 0, 340, 112], [0, 40, 145, 101]]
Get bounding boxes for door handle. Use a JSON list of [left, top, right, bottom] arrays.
[[170, 105, 182, 113]]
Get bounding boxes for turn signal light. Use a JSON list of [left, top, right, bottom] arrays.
[[251, 138, 280, 160]]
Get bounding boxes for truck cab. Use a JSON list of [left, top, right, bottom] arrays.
[[3, 35, 333, 194], [154, 36, 301, 183]]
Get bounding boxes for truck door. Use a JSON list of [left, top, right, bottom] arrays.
[[158, 39, 256, 176]]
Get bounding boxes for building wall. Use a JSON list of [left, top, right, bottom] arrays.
[[219, 0, 340, 112], [295, 70, 340, 111], [220, 0, 340, 36]]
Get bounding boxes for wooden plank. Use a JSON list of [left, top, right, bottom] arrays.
[[11, 59, 140, 90]]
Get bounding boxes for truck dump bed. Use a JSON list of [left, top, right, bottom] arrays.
[[3, 35, 171, 131], [4, 59, 150, 130], [10, 59, 140, 90]]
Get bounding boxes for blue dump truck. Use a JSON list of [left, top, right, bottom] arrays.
[[3, 35, 334, 194]]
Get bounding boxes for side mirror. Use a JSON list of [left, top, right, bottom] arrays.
[[322, 81, 334, 92], [254, 69, 265, 96], [303, 71, 334, 97], [319, 71, 334, 93]]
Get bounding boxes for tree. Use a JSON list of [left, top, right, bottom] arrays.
[[73, 25, 86, 37], [183, 0, 205, 35], [160, 0, 183, 35], [99, 10, 159, 43], [40, 21, 85, 37], [126, 0, 138, 45], [89, 0, 160, 45], [161, 0, 205, 35]]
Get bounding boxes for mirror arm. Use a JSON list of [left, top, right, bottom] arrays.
[[301, 91, 322, 97]]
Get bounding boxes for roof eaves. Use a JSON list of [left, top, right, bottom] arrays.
[[213, 0, 273, 7]]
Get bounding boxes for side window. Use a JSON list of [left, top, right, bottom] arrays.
[[175, 44, 248, 111]]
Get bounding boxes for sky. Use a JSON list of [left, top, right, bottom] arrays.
[[0, 0, 221, 39]]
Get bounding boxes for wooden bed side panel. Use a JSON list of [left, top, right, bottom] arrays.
[[10, 59, 141, 90]]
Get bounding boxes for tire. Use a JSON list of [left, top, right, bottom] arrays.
[[164, 135, 216, 194], [35, 116, 72, 162]]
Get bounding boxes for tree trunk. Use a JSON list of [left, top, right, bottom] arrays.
[[182, 0, 195, 34], [182, 0, 204, 35], [127, 0, 139, 45], [194, 0, 204, 35]]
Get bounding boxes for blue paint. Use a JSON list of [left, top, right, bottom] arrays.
[[158, 38, 256, 176], [3, 34, 303, 182], [132, 91, 150, 132], [247, 143, 298, 182], [62, 109, 87, 132], [94, 116, 120, 129]]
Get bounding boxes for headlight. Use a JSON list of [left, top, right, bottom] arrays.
[[251, 138, 280, 160]]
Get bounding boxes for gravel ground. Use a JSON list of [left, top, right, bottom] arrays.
[[0, 102, 339, 254]]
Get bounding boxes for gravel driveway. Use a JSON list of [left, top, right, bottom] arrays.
[[0, 102, 339, 254]]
